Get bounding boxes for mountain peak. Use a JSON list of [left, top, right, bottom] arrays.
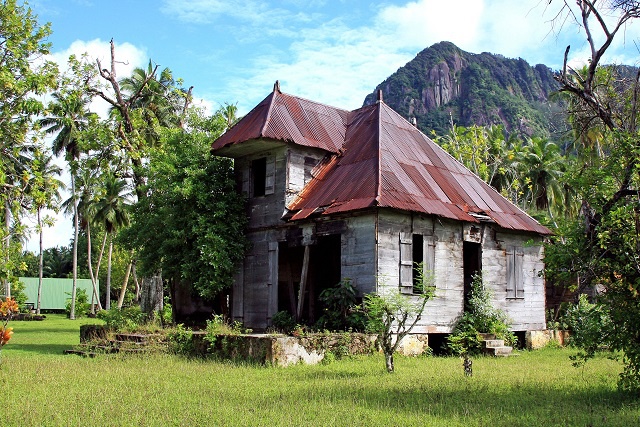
[[364, 42, 563, 137]]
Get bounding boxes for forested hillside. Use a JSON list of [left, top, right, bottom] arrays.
[[363, 41, 566, 138]]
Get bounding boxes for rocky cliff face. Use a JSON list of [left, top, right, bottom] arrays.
[[364, 42, 564, 137]]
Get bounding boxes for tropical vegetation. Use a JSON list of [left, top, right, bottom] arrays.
[[3, 0, 640, 397]]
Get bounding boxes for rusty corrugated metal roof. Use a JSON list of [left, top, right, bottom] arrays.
[[212, 84, 349, 154], [212, 86, 551, 235]]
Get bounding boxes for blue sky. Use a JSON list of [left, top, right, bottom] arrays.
[[25, 0, 640, 250]]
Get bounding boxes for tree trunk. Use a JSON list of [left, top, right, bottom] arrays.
[[116, 257, 133, 309], [385, 352, 394, 373], [4, 201, 11, 298], [140, 274, 163, 314], [86, 224, 103, 313], [132, 263, 140, 303], [36, 208, 43, 315], [105, 237, 113, 310], [70, 174, 78, 320]]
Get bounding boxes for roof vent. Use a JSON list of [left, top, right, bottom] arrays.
[[273, 80, 281, 93], [410, 117, 417, 127], [377, 89, 383, 103]]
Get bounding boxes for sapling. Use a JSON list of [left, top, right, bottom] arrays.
[[365, 263, 434, 372]]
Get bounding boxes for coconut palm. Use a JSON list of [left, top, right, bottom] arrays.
[[93, 173, 131, 310], [521, 137, 569, 218], [40, 90, 95, 319], [29, 149, 64, 314]]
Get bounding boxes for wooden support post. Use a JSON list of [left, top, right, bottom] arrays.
[[296, 245, 310, 321], [286, 260, 297, 314]]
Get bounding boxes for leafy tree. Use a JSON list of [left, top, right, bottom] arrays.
[[121, 109, 247, 305], [545, 0, 640, 393], [0, 0, 58, 298], [85, 41, 193, 199], [28, 149, 63, 313], [365, 264, 434, 373]]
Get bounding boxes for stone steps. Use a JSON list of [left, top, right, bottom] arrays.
[[480, 333, 513, 357], [65, 332, 165, 357]]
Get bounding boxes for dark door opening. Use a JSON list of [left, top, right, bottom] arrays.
[[277, 234, 341, 324], [463, 241, 481, 310]]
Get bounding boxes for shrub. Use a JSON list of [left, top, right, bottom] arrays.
[[97, 306, 147, 331], [65, 289, 90, 318], [167, 324, 194, 355], [563, 294, 612, 364], [271, 310, 296, 334], [447, 274, 516, 355], [316, 278, 368, 332]]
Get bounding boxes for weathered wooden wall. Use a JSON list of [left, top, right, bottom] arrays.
[[375, 209, 545, 333], [229, 142, 545, 333]]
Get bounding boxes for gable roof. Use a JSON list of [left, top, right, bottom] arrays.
[[212, 85, 552, 236]]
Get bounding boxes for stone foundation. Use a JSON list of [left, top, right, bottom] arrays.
[[525, 330, 569, 349]]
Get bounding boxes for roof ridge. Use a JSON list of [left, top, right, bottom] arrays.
[[259, 89, 278, 138]]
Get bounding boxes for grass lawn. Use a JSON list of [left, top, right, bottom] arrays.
[[1, 314, 638, 426]]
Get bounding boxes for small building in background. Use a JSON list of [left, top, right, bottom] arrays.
[[211, 82, 551, 337], [20, 278, 98, 310]]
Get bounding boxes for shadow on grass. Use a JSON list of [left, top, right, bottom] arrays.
[[298, 381, 639, 425], [7, 343, 73, 356]]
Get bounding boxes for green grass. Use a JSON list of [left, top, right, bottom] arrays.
[[1, 315, 639, 426]]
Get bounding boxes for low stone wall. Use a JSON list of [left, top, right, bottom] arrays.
[[525, 330, 570, 349], [193, 332, 377, 366]]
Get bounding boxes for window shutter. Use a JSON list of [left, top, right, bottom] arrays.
[[400, 233, 413, 294], [506, 246, 515, 298], [506, 246, 524, 298], [265, 156, 275, 195], [515, 247, 524, 297], [424, 236, 436, 277]]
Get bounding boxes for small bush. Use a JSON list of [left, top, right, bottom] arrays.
[[167, 324, 194, 355], [97, 306, 147, 331], [65, 289, 90, 318], [316, 278, 367, 332], [447, 274, 516, 355], [271, 311, 296, 334]]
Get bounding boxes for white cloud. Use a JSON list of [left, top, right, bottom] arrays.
[[25, 39, 149, 252], [48, 39, 148, 118], [377, 0, 484, 51]]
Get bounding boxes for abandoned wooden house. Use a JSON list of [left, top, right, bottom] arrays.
[[211, 82, 552, 339]]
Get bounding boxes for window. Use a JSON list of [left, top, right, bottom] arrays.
[[252, 157, 266, 197], [506, 246, 524, 298], [400, 233, 436, 294], [412, 234, 423, 293]]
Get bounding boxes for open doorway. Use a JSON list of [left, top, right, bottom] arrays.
[[277, 234, 341, 324], [463, 241, 481, 310]]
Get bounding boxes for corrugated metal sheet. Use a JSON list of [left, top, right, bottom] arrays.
[[212, 87, 348, 154], [212, 87, 552, 235], [20, 277, 98, 310]]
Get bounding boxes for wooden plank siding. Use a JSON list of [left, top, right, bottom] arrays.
[[230, 144, 545, 333]]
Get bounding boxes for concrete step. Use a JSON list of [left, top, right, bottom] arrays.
[[483, 345, 513, 357], [483, 339, 505, 348]]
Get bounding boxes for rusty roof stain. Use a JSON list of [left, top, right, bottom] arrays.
[[212, 83, 349, 154], [212, 85, 552, 235]]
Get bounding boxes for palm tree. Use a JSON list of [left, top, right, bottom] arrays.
[[29, 149, 64, 314], [0, 138, 35, 298], [521, 137, 569, 219], [93, 173, 131, 310], [40, 90, 95, 319], [73, 167, 102, 313]]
